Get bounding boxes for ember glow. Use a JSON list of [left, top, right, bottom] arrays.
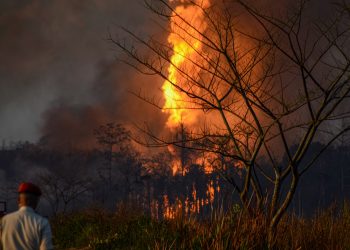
[[159, 182, 219, 220], [162, 0, 211, 128]]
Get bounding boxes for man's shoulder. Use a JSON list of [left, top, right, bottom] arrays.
[[32, 212, 49, 224], [23, 209, 49, 224], [1, 210, 22, 226], [1, 210, 21, 221], [2, 208, 49, 225]]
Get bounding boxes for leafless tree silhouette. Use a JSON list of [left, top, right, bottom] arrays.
[[112, 0, 350, 244]]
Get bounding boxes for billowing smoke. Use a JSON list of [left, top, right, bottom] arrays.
[[0, 0, 340, 150], [0, 0, 167, 149]]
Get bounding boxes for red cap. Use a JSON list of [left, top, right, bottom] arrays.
[[18, 182, 42, 196]]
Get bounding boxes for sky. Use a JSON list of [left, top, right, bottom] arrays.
[[0, 0, 167, 148], [0, 0, 336, 149]]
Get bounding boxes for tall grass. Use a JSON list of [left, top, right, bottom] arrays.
[[51, 203, 350, 250]]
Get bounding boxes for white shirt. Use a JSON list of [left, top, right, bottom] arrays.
[[0, 206, 53, 250]]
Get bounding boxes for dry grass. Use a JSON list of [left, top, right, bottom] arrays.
[[51, 203, 350, 250]]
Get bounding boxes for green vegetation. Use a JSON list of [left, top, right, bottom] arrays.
[[51, 203, 350, 250]]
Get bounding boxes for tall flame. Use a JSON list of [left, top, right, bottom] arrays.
[[162, 0, 211, 128]]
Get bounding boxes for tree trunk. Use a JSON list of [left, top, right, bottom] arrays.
[[268, 174, 299, 247]]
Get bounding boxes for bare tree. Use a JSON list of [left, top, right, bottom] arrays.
[[112, 0, 350, 244], [94, 123, 130, 187], [38, 172, 91, 215], [94, 123, 144, 205]]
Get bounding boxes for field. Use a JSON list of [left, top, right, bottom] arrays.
[[52, 203, 350, 250]]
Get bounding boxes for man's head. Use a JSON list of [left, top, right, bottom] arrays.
[[17, 182, 42, 209]]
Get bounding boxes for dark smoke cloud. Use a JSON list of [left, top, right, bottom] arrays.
[[0, 0, 166, 148], [0, 0, 337, 149], [41, 60, 167, 150]]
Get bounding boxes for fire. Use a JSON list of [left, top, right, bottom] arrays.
[[162, 0, 211, 128], [206, 180, 215, 204], [196, 152, 216, 174], [160, 182, 219, 219], [167, 145, 186, 175]]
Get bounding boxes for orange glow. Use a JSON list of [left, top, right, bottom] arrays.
[[171, 159, 182, 175], [206, 180, 215, 204], [159, 0, 265, 178], [167, 145, 186, 175], [195, 152, 217, 174], [163, 194, 175, 219], [162, 0, 211, 128], [152, 181, 220, 219]]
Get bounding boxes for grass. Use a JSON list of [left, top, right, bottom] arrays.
[[51, 203, 350, 250]]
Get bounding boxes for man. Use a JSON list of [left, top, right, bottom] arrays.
[[0, 182, 53, 250]]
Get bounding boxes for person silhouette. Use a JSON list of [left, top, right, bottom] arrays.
[[0, 182, 53, 250]]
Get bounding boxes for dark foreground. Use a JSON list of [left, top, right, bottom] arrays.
[[52, 204, 350, 250]]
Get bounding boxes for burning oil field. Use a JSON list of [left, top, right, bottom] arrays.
[[1, 0, 350, 249]]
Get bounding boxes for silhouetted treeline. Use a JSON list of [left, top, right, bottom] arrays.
[[0, 135, 349, 218]]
